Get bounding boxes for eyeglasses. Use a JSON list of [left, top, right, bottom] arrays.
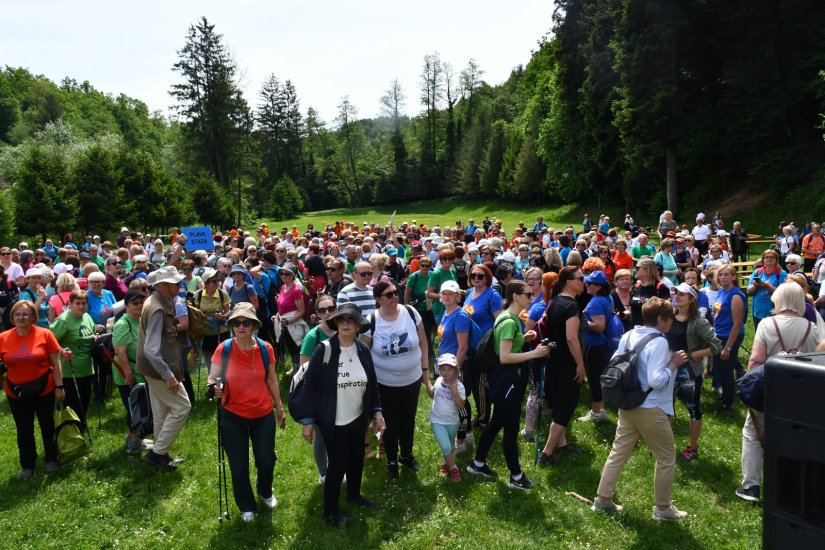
[[526, 278, 540, 283], [127, 300, 146, 307], [419, 263, 431, 268], [336, 316, 356, 325], [571, 276, 584, 281], [357, 271, 373, 277], [326, 267, 341, 272], [0, 252, 9, 256], [470, 273, 486, 280], [317, 306, 336, 314], [229, 319, 255, 328], [381, 290, 398, 299], [276, 250, 286, 253]]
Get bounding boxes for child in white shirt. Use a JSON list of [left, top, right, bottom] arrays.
[[429, 353, 466, 482]]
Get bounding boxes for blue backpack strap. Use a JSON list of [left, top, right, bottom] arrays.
[[220, 339, 232, 381], [256, 337, 270, 378]]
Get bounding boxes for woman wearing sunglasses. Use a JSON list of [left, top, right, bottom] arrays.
[[298, 302, 385, 528], [208, 302, 285, 522], [299, 295, 338, 484], [363, 281, 430, 479], [405, 257, 436, 357]]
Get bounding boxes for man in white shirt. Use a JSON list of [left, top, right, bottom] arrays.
[[691, 218, 712, 256]]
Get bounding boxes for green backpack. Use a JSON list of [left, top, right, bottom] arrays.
[[54, 402, 88, 464]]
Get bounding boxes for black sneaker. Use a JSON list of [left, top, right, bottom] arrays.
[[537, 452, 558, 466], [144, 450, 178, 471], [346, 496, 374, 508], [558, 444, 583, 454], [324, 512, 349, 528], [507, 473, 533, 491], [387, 461, 399, 480], [735, 484, 760, 502], [399, 455, 421, 471], [466, 461, 496, 479]]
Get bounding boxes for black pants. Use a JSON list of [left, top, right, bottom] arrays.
[[179, 347, 196, 406], [420, 309, 437, 363], [584, 344, 611, 403], [202, 332, 229, 361], [474, 367, 525, 475], [322, 417, 367, 517], [220, 408, 276, 514], [64, 375, 93, 430], [548, 360, 579, 427], [459, 352, 476, 434], [717, 333, 744, 409], [378, 380, 420, 462], [732, 251, 748, 263], [9, 393, 57, 469], [117, 384, 132, 430]]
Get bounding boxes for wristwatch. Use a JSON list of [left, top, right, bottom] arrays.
[[724, 347, 732, 352]]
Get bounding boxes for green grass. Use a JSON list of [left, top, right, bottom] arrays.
[[0, 336, 762, 549]]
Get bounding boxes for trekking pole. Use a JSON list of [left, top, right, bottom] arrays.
[[214, 379, 230, 522], [534, 359, 546, 465], [67, 357, 93, 446]]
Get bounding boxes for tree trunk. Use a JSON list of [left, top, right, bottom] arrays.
[[666, 145, 677, 216]]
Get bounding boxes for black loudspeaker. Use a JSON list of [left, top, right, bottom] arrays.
[[763, 352, 825, 548]]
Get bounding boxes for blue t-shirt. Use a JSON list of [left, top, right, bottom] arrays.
[[599, 222, 610, 236], [584, 295, 613, 346], [438, 308, 481, 354], [560, 247, 571, 266], [463, 287, 503, 335], [86, 289, 116, 325], [747, 268, 787, 320], [528, 298, 547, 323], [18, 287, 50, 328], [713, 286, 747, 337], [43, 246, 58, 260]]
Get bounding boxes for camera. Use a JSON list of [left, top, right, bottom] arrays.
[[541, 338, 558, 350]]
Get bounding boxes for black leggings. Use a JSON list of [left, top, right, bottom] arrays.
[[9, 393, 57, 469], [716, 332, 744, 409], [220, 408, 277, 513], [322, 417, 367, 517], [474, 367, 525, 475], [378, 380, 421, 462], [584, 344, 611, 403], [548, 359, 579, 427], [64, 375, 94, 430]]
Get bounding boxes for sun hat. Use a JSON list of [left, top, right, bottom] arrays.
[[495, 251, 516, 265], [674, 282, 698, 299], [583, 271, 609, 286], [151, 266, 184, 286], [201, 268, 219, 282], [25, 267, 42, 278], [279, 262, 298, 277], [437, 353, 458, 367], [440, 280, 461, 294], [326, 302, 368, 331], [226, 302, 261, 329], [229, 264, 247, 276], [123, 290, 145, 305]]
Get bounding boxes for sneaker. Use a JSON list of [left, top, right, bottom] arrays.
[[241, 511, 255, 522], [472, 418, 488, 430], [319, 474, 326, 485], [680, 446, 698, 461], [652, 504, 688, 521], [591, 498, 623, 513], [144, 450, 178, 471], [18, 468, 34, 479], [126, 438, 143, 455], [466, 461, 496, 479], [578, 410, 608, 422], [718, 406, 734, 414], [346, 496, 374, 508], [455, 441, 467, 454], [260, 490, 278, 509], [324, 512, 349, 528], [399, 455, 421, 471], [558, 444, 584, 454], [520, 429, 534, 442], [537, 452, 558, 466], [735, 484, 760, 502], [463, 432, 475, 446], [386, 461, 399, 480], [364, 445, 375, 460], [507, 473, 533, 491], [449, 466, 461, 483], [44, 460, 59, 473], [438, 463, 449, 476]]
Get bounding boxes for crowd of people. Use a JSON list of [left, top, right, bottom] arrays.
[[0, 212, 824, 526]]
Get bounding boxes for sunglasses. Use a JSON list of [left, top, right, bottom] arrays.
[[109, 261, 121, 266], [357, 271, 373, 277], [317, 306, 337, 314], [229, 319, 255, 328], [326, 267, 341, 272], [381, 290, 398, 299], [521, 292, 534, 298], [571, 276, 584, 281], [787, 261, 799, 265], [470, 273, 486, 280], [420, 263, 431, 268], [526, 278, 540, 283], [0, 252, 10, 256], [336, 316, 356, 325]]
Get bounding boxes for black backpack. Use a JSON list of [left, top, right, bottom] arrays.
[[453, 259, 469, 289], [474, 315, 512, 374], [601, 332, 661, 410], [128, 383, 153, 438], [288, 339, 331, 423]]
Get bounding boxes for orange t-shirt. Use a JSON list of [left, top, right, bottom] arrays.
[[612, 251, 634, 272], [0, 326, 61, 399], [802, 233, 825, 260], [211, 340, 276, 419]]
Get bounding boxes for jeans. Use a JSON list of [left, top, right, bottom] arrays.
[[378, 380, 421, 462], [8, 393, 57, 469], [716, 333, 744, 409], [220, 408, 277, 513], [741, 409, 764, 487]]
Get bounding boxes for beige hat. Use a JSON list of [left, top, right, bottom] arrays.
[[226, 302, 261, 329], [151, 266, 184, 286]]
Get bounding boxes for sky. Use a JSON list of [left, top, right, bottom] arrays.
[[1, 0, 554, 123]]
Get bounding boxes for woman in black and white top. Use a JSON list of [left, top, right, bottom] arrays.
[[299, 302, 385, 528]]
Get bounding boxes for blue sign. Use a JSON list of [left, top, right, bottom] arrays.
[[182, 226, 213, 251]]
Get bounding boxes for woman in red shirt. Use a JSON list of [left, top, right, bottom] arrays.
[[611, 240, 634, 273], [208, 302, 286, 522], [0, 301, 66, 478]]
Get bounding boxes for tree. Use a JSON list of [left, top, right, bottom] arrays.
[[170, 16, 251, 187], [268, 175, 304, 220], [380, 79, 408, 184], [420, 53, 443, 189], [72, 137, 125, 234], [12, 142, 76, 240], [190, 171, 234, 227], [334, 96, 364, 204], [478, 120, 507, 197]]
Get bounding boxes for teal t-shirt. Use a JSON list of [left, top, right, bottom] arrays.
[[50, 312, 96, 377], [299, 325, 331, 357], [428, 267, 457, 316], [111, 314, 146, 386], [493, 311, 524, 356]]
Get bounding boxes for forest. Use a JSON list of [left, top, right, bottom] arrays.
[[1, 1, 824, 241]]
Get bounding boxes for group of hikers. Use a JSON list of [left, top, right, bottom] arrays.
[[0, 211, 824, 527]]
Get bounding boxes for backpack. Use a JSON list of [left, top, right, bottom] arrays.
[[128, 383, 153, 438], [219, 337, 270, 407], [369, 304, 417, 335], [474, 315, 514, 374], [738, 318, 812, 412], [604, 311, 625, 351], [453, 259, 469, 289], [288, 339, 331, 423], [186, 292, 209, 341], [601, 332, 662, 410], [54, 402, 88, 464]]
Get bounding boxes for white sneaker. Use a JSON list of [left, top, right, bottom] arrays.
[[455, 441, 467, 454], [241, 511, 255, 522], [520, 429, 535, 442], [464, 432, 475, 445], [578, 410, 608, 422], [652, 504, 688, 521], [318, 474, 326, 485], [260, 490, 278, 509]]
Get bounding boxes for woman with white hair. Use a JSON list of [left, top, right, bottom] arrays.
[[736, 283, 821, 502], [149, 239, 166, 266], [47, 273, 77, 323], [86, 271, 116, 326]]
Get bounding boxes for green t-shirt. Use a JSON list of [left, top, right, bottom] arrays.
[[346, 259, 356, 274], [299, 325, 331, 357], [493, 311, 524, 356], [407, 271, 431, 312], [50, 312, 96, 377], [428, 267, 457, 316], [111, 314, 146, 386]]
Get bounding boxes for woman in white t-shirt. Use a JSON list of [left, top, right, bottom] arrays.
[[363, 280, 432, 480], [736, 283, 821, 503]]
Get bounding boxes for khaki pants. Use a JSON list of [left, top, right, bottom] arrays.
[[596, 406, 676, 507], [145, 377, 191, 456]]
